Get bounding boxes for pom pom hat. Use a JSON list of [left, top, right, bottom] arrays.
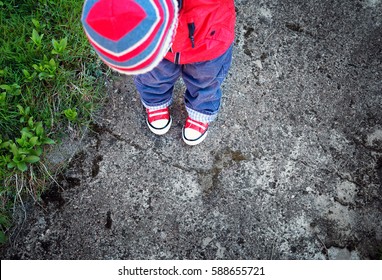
[[81, 0, 178, 75]]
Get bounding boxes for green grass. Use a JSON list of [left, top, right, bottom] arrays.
[[0, 0, 108, 244]]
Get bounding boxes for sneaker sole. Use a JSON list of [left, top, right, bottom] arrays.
[[146, 117, 172, 135], [182, 129, 208, 146]]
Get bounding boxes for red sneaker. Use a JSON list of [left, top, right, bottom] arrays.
[[146, 107, 172, 135], [182, 117, 209, 145]]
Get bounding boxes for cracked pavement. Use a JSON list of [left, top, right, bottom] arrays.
[[1, 0, 382, 260]]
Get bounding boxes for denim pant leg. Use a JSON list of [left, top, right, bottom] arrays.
[[134, 58, 181, 110], [181, 45, 233, 123]]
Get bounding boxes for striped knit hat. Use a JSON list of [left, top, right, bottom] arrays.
[[81, 0, 178, 75]]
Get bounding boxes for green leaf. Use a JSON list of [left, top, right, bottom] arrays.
[[52, 38, 59, 48], [21, 127, 33, 138], [0, 140, 10, 149], [31, 29, 39, 43], [35, 122, 44, 137], [32, 64, 40, 71], [35, 147, 43, 156], [64, 108, 78, 121], [17, 162, 28, 172], [31, 29, 43, 46], [52, 37, 68, 55], [32, 18, 40, 29], [22, 69, 36, 82], [0, 85, 11, 91], [61, 37, 68, 49], [17, 148, 30, 155], [38, 72, 54, 80], [29, 137, 38, 146], [7, 162, 16, 169], [24, 155, 40, 163], [22, 69, 31, 78], [28, 117, 34, 128], [49, 58, 56, 67], [43, 138, 55, 145], [17, 104, 24, 114], [0, 92, 6, 103], [11, 84, 21, 95], [10, 143, 18, 156], [16, 138, 26, 146], [12, 154, 23, 163]]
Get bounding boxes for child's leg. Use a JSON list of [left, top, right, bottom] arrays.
[[181, 45, 233, 123], [134, 58, 181, 110], [134, 59, 181, 135]]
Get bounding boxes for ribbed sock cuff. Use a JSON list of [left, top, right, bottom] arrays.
[[141, 98, 173, 110], [186, 107, 217, 123]]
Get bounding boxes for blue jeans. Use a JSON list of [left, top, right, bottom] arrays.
[[134, 45, 233, 123]]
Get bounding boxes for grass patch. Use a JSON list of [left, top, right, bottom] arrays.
[[0, 0, 108, 244]]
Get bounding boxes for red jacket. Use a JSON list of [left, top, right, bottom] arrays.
[[164, 0, 236, 64]]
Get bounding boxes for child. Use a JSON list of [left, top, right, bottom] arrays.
[[82, 0, 236, 145]]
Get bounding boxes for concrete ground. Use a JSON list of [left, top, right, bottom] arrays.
[[1, 0, 382, 260]]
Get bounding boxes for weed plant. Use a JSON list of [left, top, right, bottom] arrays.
[[0, 0, 108, 244]]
